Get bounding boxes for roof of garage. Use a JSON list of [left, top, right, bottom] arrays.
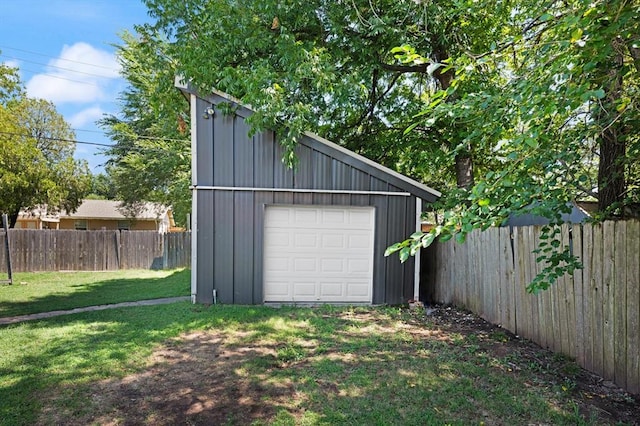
[[177, 80, 441, 203]]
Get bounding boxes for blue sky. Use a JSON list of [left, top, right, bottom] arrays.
[[0, 0, 151, 173]]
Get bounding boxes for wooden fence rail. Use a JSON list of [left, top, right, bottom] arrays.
[[0, 230, 191, 272], [424, 220, 640, 395]]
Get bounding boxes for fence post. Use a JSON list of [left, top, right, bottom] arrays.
[[115, 230, 121, 270], [2, 214, 12, 284], [162, 233, 168, 270]]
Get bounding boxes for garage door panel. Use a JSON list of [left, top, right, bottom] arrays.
[[265, 257, 290, 273], [321, 209, 346, 225], [264, 230, 291, 247], [294, 208, 319, 225], [293, 233, 319, 249], [348, 233, 374, 249], [346, 282, 371, 298], [321, 234, 346, 249], [293, 258, 318, 273], [319, 282, 344, 297], [264, 205, 374, 303], [347, 258, 371, 273], [321, 258, 345, 273], [348, 209, 375, 228], [293, 282, 317, 298], [268, 206, 293, 224], [267, 282, 291, 298]]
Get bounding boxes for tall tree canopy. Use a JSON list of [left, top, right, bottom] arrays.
[[126, 0, 637, 289], [143, 0, 516, 192], [99, 29, 191, 226], [0, 64, 91, 227]]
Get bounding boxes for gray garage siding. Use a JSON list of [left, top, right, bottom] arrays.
[[189, 91, 436, 305]]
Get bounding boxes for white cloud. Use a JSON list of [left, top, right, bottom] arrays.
[[68, 106, 105, 128], [2, 59, 21, 69], [25, 42, 121, 104]]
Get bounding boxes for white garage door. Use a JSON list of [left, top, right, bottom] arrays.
[[263, 205, 375, 303]]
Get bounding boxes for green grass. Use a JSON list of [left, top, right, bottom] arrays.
[[0, 303, 629, 425], [0, 269, 190, 317]]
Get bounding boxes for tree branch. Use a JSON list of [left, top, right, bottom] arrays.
[[380, 63, 428, 73]]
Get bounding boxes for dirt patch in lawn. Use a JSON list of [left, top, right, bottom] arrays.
[[40, 330, 300, 426], [36, 305, 640, 425]]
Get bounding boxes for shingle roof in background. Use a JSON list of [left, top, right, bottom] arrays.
[[61, 200, 168, 220]]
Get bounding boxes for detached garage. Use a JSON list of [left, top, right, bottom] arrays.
[[178, 81, 441, 305]]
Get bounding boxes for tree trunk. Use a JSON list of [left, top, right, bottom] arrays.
[[8, 211, 19, 229], [455, 153, 475, 189], [597, 128, 626, 214], [433, 43, 475, 190], [597, 38, 627, 215]]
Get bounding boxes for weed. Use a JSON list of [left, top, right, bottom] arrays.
[[276, 344, 306, 364], [489, 330, 510, 342]]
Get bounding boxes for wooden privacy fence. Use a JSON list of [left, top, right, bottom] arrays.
[[0, 230, 191, 272], [424, 220, 640, 395]]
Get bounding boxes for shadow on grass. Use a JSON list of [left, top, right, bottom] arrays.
[[0, 304, 618, 426], [0, 303, 283, 425], [0, 269, 190, 318]]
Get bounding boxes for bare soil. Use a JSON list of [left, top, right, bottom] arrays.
[[37, 305, 640, 425]]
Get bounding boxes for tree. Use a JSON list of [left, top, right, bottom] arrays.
[[140, 1, 637, 290], [143, 0, 515, 192], [87, 172, 118, 200], [387, 0, 640, 291], [99, 28, 191, 226], [0, 62, 24, 104], [0, 66, 91, 227]]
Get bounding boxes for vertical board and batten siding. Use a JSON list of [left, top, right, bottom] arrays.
[[233, 117, 255, 304], [0, 230, 190, 272], [191, 93, 428, 305], [425, 220, 640, 395]]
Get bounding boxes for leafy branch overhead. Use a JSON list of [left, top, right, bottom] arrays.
[[385, 0, 639, 292]]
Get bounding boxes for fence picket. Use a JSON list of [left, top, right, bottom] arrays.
[[614, 221, 627, 389], [591, 223, 605, 377], [573, 224, 586, 366], [562, 225, 576, 358], [627, 220, 640, 394], [602, 221, 616, 381]]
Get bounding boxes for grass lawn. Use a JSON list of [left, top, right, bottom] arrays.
[[0, 269, 190, 317], [1, 300, 638, 425]]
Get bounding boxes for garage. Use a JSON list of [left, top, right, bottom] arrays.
[[181, 83, 441, 305], [263, 205, 375, 303]]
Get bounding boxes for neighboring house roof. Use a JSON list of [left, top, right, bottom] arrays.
[[19, 200, 171, 221], [18, 206, 60, 223], [61, 200, 169, 221], [503, 201, 591, 227]]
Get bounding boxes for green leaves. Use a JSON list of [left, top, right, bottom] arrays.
[[0, 75, 90, 226], [99, 28, 192, 226], [570, 28, 584, 44]]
